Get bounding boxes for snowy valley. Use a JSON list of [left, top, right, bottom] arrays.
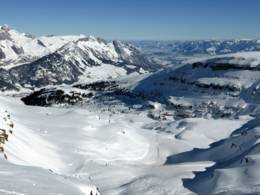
[[1, 25, 260, 195]]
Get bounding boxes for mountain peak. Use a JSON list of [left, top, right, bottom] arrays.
[[0, 24, 11, 32]]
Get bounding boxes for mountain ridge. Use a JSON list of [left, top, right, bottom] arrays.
[[0, 25, 155, 91]]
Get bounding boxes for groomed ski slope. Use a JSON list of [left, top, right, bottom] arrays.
[[0, 95, 253, 195]]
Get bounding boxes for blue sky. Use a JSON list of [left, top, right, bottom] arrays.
[[1, 0, 260, 40]]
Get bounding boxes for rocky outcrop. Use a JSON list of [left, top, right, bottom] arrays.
[[0, 110, 14, 160], [74, 81, 118, 91], [21, 88, 93, 106], [0, 48, 5, 59], [0, 68, 18, 91]]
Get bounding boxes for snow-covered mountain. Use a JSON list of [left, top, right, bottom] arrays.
[[8, 38, 153, 89], [0, 25, 155, 91], [0, 24, 83, 67]]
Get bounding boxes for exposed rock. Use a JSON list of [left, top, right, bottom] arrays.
[[11, 45, 24, 55], [21, 88, 93, 106], [0, 48, 6, 59], [74, 81, 118, 91]]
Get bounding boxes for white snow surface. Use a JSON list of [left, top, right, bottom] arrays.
[[0, 93, 255, 195]]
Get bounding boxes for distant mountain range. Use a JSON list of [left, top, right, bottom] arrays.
[[130, 39, 260, 65], [132, 39, 260, 56]]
